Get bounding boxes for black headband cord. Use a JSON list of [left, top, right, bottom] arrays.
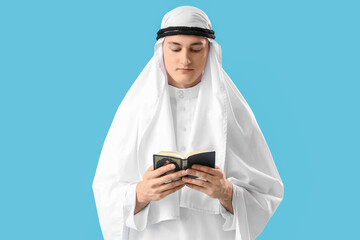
[[156, 26, 215, 40]]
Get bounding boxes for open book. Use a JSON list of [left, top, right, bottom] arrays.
[[153, 150, 215, 182]]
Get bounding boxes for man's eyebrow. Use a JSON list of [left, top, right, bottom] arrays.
[[168, 41, 204, 46]]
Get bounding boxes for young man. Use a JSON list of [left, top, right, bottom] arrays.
[[92, 6, 284, 240]]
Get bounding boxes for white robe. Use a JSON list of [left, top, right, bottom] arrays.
[[92, 29, 284, 240], [127, 82, 236, 239]]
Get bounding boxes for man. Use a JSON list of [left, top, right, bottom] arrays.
[[92, 6, 284, 240]]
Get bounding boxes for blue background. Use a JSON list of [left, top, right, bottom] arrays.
[[1, 0, 359, 239]]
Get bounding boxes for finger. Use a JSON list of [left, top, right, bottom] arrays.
[[185, 169, 215, 183], [182, 177, 211, 188], [158, 184, 185, 200], [155, 169, 187, 185], [213, 165, 225, 175], [157, 178, 186, 192], [185, 183, 207, 194], [152, 164, 176, 178], [190, 164, 218, 176]]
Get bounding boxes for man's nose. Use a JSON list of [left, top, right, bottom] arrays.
[[180, 49, 191, 65]]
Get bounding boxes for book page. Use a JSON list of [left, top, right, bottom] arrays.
[[186, 149, 211, 158], [157, 151, 185, 159]]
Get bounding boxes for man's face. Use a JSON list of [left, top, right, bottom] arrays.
[[163, 35, 210, 88]]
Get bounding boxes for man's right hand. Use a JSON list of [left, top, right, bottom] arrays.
[[135, 164, 187, 213]]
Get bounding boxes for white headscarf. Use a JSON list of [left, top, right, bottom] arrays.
[[93, 5, 284, 240]]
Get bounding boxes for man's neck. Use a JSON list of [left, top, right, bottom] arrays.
[[168, 74, 202, 88]]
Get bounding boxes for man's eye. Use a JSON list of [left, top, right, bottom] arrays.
[[170, 49, 202, 52]]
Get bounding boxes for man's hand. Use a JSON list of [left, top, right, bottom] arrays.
[[182, 165, 234, 214], [135, 164, 187, 214]]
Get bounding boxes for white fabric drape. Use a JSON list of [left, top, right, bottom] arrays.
[[126, 82, 235, 240]]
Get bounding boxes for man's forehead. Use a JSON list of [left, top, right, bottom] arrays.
[[168, 41, 205, 46], [165, 35, 207, 46]]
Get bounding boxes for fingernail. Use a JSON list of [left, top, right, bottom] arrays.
[[171, 164, 175, 169]]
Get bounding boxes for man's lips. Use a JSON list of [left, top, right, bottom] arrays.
[[177, 68, 193, 72]]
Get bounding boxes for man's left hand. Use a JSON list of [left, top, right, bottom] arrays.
[[182, 164, 234, 214]]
